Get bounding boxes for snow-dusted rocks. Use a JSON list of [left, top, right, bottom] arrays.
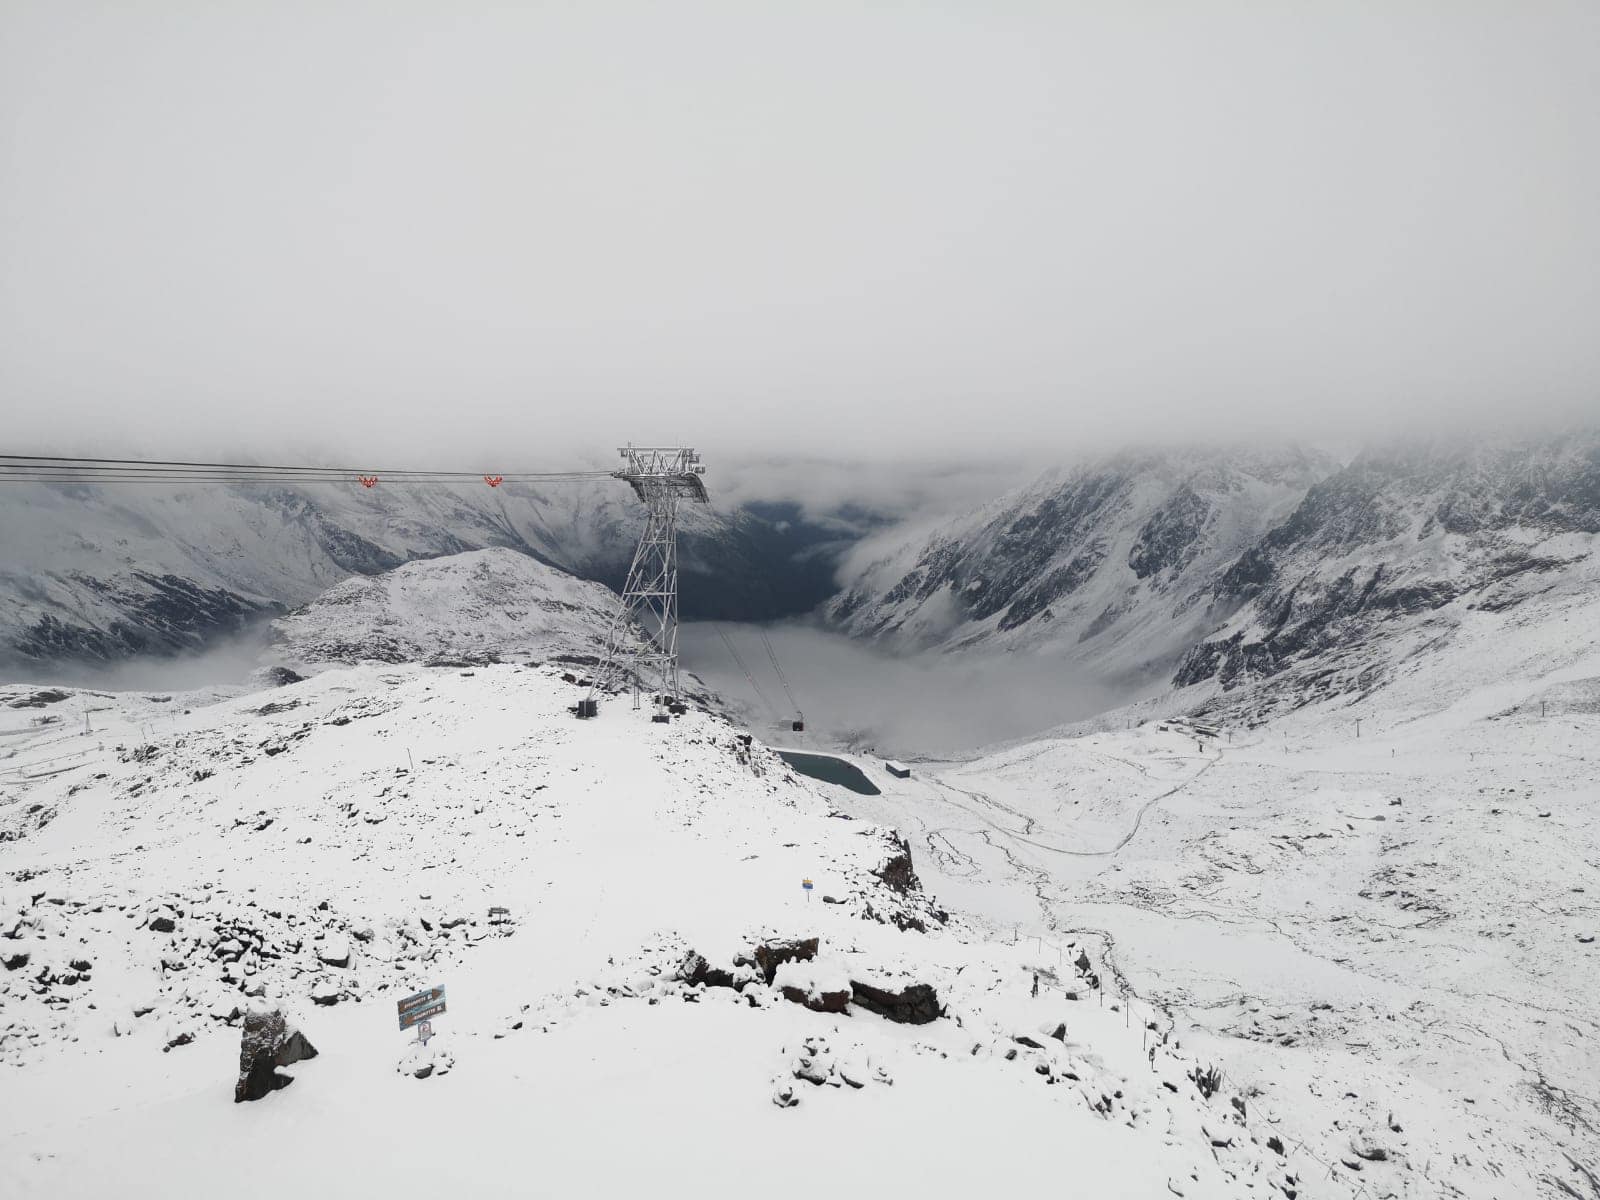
[[315, 932, 351, 969], [775, 1034, 891, 1099], [396, 1037, 454, 1081], [234, 1001, 318, 1102], [771, 959, 850, 1014]]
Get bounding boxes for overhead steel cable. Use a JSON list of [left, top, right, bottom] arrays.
[[0, 454, 613, 486], [0, 453, 611, 478], [757, 626, 801, 717], [712, 622, 781, 721], [0, 473, 609, 483]]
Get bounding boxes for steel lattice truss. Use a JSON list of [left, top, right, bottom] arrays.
[[589, 447, 708, 706]]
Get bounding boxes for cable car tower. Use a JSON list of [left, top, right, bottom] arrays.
[[579, 446, 708, 717]]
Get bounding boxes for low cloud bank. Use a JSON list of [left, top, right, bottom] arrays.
[[681, 621, 1126, 759], [1, 624, 274, 693]]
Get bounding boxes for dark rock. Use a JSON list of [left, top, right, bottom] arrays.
[[754, 937, 819, 986], [872, 834, 921, 895], [8, 689, 70, 709], [1013, 1035, 1045, 1050], [164, 1032, 194, 1052], [149, 915, 176, 934], [3, 952, 29, 971], [679, 950, 737, 990], [781, 985, 850, 1014], [1049, 1023, 1067, 1041], [849, 979, 941, 1025], [234, 1007, 319, 1102]]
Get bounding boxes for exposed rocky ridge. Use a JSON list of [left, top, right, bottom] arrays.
[[827, 444, 1333, 683], [1175, 432, 1600, 717], [827, 432, 1600, 718]]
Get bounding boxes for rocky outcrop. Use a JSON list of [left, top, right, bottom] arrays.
[[1176, 432, 1600, 716], [849, 979, 941, 1024], [780, 984, 850, 1014], [679, 950, 738, 990], [234, 1004, 318, 1102], [752, 937, 818, 986], [825, 446, 1331, 670], [873, 834, 921, 895]]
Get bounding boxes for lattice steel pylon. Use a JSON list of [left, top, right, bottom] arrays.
[[582, 446, 708, 714]]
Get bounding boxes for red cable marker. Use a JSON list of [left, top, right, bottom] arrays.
[[357, 475, 379, 488], [483, 475, 503, 487]]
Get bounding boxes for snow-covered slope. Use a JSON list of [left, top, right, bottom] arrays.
[[827, 445, 1332, 684], [7, 665, 1329, 1199], [813, 575, 1600, 1200], [265, 547, 621, 671]]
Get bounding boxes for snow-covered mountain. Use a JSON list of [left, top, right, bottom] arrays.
[[265, 547, 622, 671], [826, 432, 1600, 720], [0, 478, 849, 668], [827, 445, 1334, 684], [1174, 431, 1600, 718]]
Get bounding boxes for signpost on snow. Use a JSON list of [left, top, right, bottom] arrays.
[[398, 985, 446, 1044], [802, 878, 813, 902]]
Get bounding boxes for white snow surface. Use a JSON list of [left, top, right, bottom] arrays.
[[1, 550, 1597, 1199]]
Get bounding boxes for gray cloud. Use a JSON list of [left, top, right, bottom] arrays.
[[682, 620, 1121, 758], [3, 2, 1597, 466]]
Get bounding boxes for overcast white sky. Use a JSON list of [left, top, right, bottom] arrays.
[[2, 2, 1597, 468]]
